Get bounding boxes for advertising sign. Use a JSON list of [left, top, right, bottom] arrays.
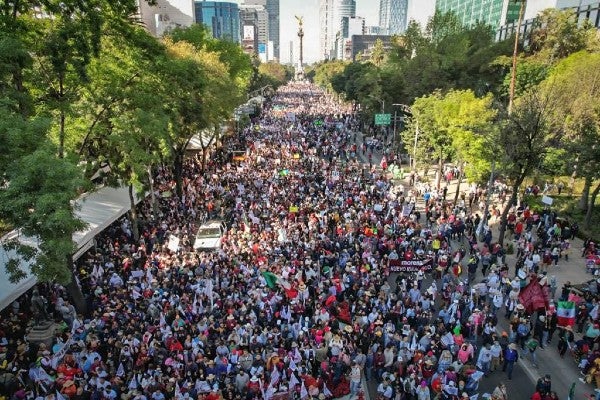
[[243, 25, 255, 41]]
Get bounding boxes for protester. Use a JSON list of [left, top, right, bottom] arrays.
[[0, 82, 592, 400]]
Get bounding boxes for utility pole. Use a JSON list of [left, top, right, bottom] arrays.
[[508, 0, 526, 115]]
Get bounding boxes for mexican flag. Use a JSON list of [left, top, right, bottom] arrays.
[[557, 301, 576, 326]]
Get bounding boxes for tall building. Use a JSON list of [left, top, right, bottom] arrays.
[[239, 4, 268, 57], [435, 0, 522, 30], [194, 1, 240, 42], [335, 16, 365, 59], [379, 0, 409, 34], [319, 0, 336, 59], [320, 0, 358, 60], [266, 0, 280, 60], [137, 0, 195, 36], [241, 0, 277, 60], [336, 0, 357, 22]]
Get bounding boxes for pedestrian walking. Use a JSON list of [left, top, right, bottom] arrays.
[[502, 343, 519, 380]]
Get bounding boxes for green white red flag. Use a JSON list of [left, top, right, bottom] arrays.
[[557, 301, 576, 326]]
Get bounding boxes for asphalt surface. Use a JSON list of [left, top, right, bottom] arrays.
[[351, 128, 599, 400]]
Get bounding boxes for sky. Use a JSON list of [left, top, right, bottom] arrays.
[[278, 0, 436, 65]]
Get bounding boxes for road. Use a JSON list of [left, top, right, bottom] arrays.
[[351, 128, 598, 399]]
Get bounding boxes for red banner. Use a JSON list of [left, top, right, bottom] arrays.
[[519, 277, 549, 313]]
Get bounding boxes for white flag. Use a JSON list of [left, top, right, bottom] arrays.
[[270, 367, 280, 386], [289, 372, 299, 388], [265, 386, 275, 400], [132, 287, 142, 300], [128, 376, 138, 390], [300, 381, 308, 399], [289, 358, 298, 371], [175, 382, 182, 399], [294, 347, 302, 362], [323, 384, 333, 398], [116, 362, 125, 377], [192, 293, 198, 315], [410, 333, 417, 351]]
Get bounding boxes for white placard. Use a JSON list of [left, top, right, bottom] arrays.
[[167, 235, 180, 252], [542, 195, 553, 205]]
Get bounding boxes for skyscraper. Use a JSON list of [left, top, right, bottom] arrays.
[[320, 0, 356, 59], [435, 0, 522, 30], [241, 0, 279, 60], [266, 0, 280, 60], [379, 0, 408, 34], [194, 1, 240, 42], [319, 0, 336, 59]]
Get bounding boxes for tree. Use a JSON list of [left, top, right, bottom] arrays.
[[528, 8, 596, 61], [312, 60, 348, 93], [402, 91, 454, 187], [443, 90, 497, 201], [401, 90, 496, 190], [159, 39, 240, 196], [542, 51, 600, 228], [0, 110, 87, 309], [255, 61, 293, 90], [495, 90, 556, 245]]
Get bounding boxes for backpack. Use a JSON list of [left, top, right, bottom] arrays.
[[517, 323, 530, 337], [527, 339, 538, 351]]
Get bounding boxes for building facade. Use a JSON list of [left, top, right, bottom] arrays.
[[319, 0, 336, 59], [498, 1, 600, 41], [266, 0, 280, 60], [435, 0, 521, 30], [194, 1, 240, 42], [334, 16, 365, 60], [351, 35, 393, 61], [241, 0, 279, 60], [239, 4, 269, 57], [379, 0, 409, 34], [320, 0, 356, 59], [137, 0, 195, 37]]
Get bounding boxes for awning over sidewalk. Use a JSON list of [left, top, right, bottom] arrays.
[[0, 185, 142, 311]]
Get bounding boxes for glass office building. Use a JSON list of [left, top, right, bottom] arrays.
[[194, 1, 240, 42], [435, 0, 521, 30]]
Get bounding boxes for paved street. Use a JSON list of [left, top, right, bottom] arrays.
[[352, 128, 598, 399]]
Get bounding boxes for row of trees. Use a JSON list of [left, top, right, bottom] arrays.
[[311, 8, 600, 240], [0, 1, 290, 309]]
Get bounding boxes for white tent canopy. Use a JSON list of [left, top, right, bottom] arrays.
[[0, 186, 142, 311]]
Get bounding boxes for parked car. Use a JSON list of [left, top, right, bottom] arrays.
[[194, 220, 227, 251]]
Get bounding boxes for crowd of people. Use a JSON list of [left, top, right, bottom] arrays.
[[0, 82, 593, 400]]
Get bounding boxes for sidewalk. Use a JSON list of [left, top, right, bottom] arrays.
[[409, 168, 597, 399]]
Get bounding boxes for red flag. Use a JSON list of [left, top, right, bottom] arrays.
[[519, 277, 549, 313]]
